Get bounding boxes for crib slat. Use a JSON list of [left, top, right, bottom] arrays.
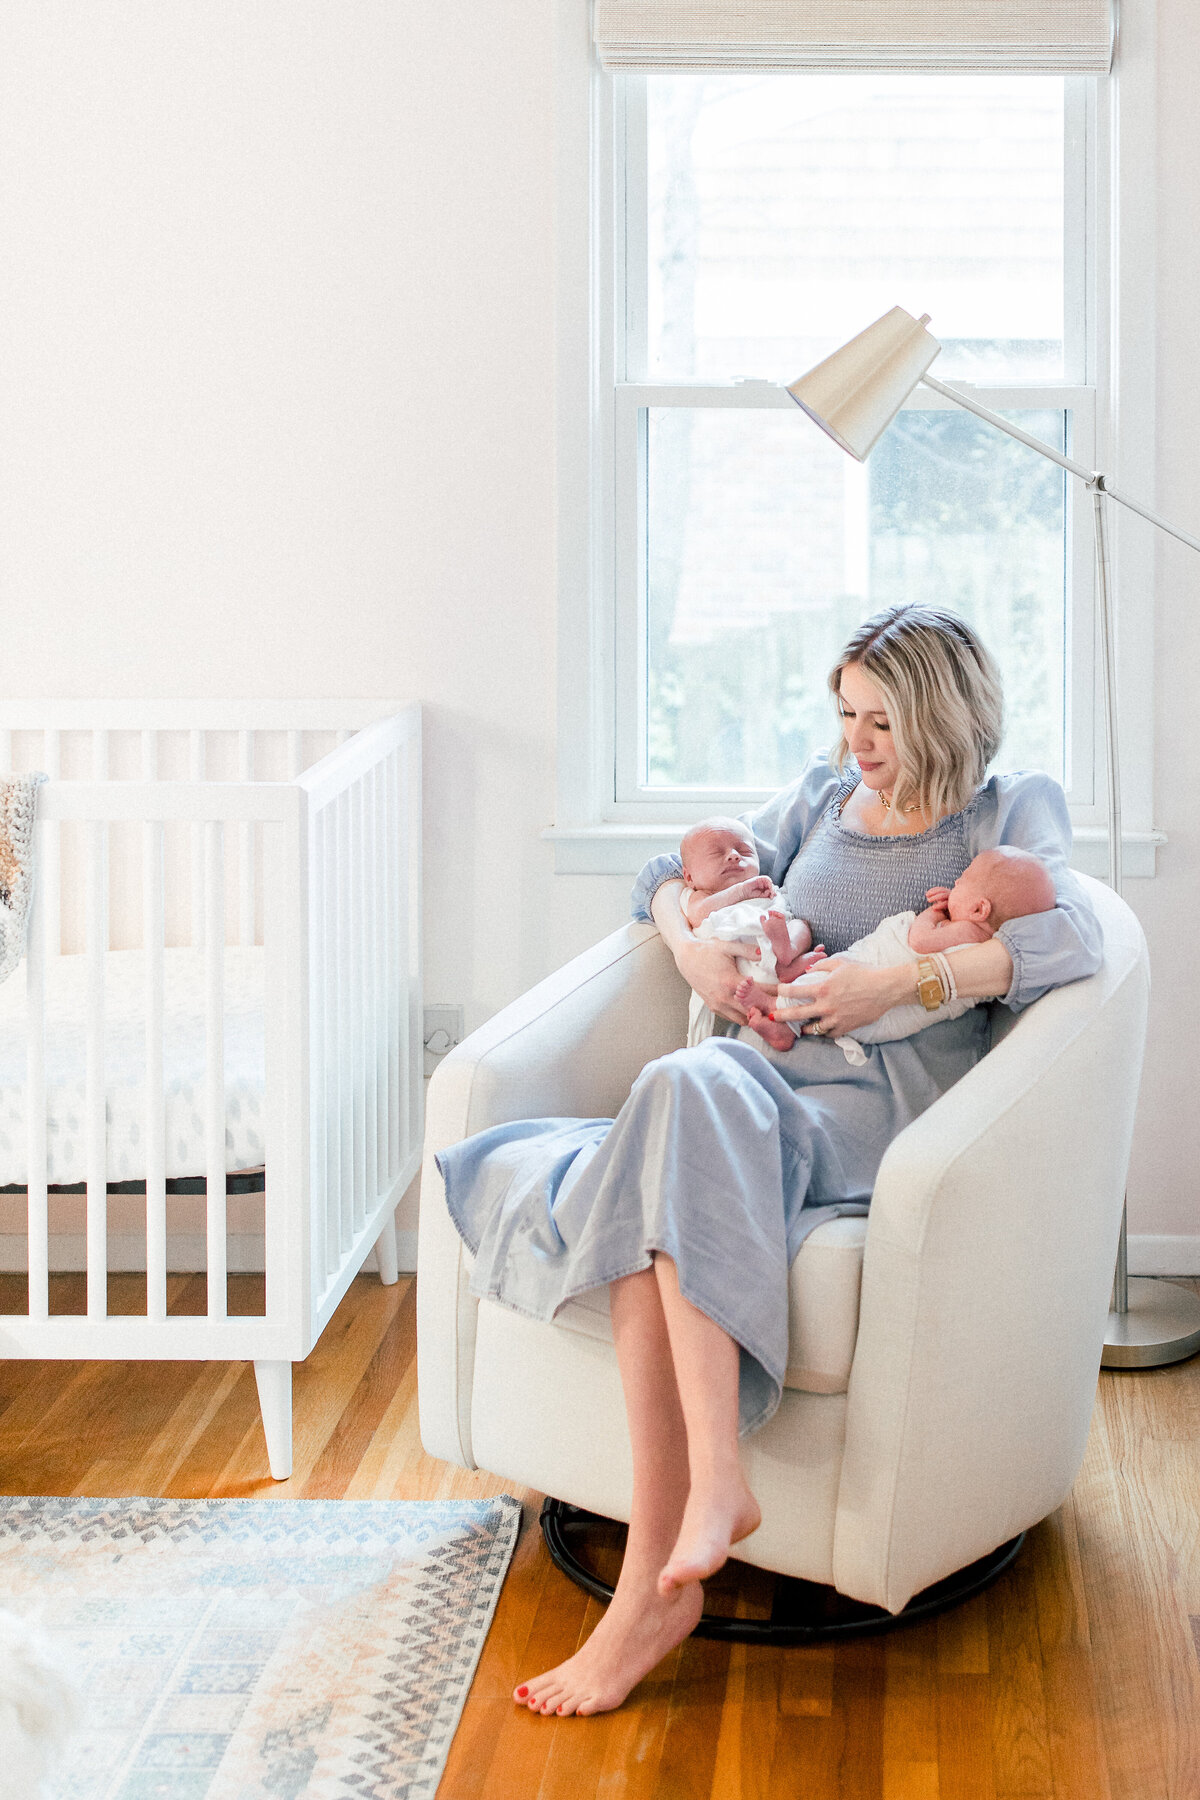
[[399, 745, 413, 1180], [142, 733, 167, 1320], [332, 796, 346, 1271], [86, 814, 108, 1319], [352, 778, 366, 1234], [239, 730, 255, 946], [364, 763, 380, 1215], [190, 729, 205, 948], [24, 820, 48, 1321], [43, 730, 61, 958], [338, 791, 354, 1254], [329, 795, 345, 1264], [205, 822, 227, 1319], [310, 804, 330, 1287], [323, 803, 339, 1284], [144, 810, 167, 1323], [382, 748, 397, 1184], [287, 730, 304, 780]]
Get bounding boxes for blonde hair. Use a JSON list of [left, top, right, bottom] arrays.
[[828, 605, 1003, 820]]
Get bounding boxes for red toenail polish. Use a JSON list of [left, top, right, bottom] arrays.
[[516, 1685, 528, 1697]]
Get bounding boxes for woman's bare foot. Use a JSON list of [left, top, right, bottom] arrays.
[[657, 1470, 762, 1595], [513, 1574, 704, 1717]]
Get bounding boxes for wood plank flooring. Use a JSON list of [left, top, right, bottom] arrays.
[[2, 1271, 1199, 1797]]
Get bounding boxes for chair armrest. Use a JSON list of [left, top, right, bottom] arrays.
[[417, 921, 689, 1468], [834, 880, 1149, 1613]]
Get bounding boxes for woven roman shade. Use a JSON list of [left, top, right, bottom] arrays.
[[593, 1, 1115, 72]]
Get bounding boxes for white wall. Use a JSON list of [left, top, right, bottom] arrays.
[[0, 1, 1195, 1262], [1122, 0, 1200, 1268]]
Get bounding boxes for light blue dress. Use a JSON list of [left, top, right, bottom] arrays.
[[437, 759, 1102, 1435]]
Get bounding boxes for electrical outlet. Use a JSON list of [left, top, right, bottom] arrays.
[[424, 1005, 465, 1078]]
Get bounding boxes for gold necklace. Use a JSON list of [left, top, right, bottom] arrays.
[[878, 789, 920, 817]]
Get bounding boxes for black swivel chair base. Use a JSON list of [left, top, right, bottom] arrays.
[[539, 1498, 1024, 1646]]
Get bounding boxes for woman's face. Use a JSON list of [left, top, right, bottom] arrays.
[[837, 662, 903, 795]]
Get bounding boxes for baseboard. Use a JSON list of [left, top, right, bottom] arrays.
[[1127, 1234, 1200, 1277], [0, 1227, 419, 1277]]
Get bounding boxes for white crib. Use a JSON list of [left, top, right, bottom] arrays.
[[0, 702, 422, 1479]]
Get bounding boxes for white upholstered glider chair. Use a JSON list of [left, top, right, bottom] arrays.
[[417, 877, 1148, 1624]]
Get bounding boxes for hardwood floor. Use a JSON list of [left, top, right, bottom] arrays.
[[2, 1271, 1199, 1797]]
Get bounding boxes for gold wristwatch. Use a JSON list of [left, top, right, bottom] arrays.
[[916, 957, 946, 1012]]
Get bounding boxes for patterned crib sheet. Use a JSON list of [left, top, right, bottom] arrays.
[[0, 946, 265, 1184]]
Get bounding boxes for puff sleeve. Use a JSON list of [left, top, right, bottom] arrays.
[[968, 771, 1103, 1010]]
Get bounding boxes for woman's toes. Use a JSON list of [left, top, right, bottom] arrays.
[[657, 1556, 696, 1595]]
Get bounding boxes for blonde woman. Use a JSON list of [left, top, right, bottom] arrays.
[[437, 604, 1102, 1718]]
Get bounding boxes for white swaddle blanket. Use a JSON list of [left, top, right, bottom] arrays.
[[779, 909, 976, 1066], [684, 889, 796, 1048]]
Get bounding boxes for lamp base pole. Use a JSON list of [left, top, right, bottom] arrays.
[[1101, 1276, 1200, 1369]]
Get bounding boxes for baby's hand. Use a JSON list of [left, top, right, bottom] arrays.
[[924, 887, 950, 908], [744, 876, 774, 899]]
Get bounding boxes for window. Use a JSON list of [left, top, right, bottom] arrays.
[[618, 72, 1094, 810], [549, 28, 1161, 879]]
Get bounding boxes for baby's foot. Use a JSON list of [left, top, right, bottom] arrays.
[[657, 1469, 762, 1595], [746, 1006, 798, 1052], [735, 973, 776, 1015], [761, 909, 801, 970], [774, 942, 828, 984], [735, 980, 797, 1050]]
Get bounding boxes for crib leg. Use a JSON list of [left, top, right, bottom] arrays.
[[375, 1211, 400, 1287], [253, 1360, 293, 1481]]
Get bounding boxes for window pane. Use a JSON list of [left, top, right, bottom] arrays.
[[645, 74, 1066, 384], [645, 406, 1066, 791]]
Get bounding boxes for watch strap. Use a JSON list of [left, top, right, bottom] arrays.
[[916, 956, 947, 1012]]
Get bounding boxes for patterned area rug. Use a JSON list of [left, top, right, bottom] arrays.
[[0, 1493, 522, 1800]]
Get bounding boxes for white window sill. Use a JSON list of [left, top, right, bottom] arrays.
[[543, 823, 1166, 880]]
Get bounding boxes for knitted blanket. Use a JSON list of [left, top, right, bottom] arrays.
[[0, 775, 46, 986]]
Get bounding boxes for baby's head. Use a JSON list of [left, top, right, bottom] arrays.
[[680, 817, 760, 898], [944, 847, 1056, 931]]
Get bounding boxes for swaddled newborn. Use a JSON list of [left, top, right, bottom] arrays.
[[678, 816, 822, 1048], [735, 845, 1057, 1063]]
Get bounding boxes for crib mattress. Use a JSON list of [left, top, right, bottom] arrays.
[[0, 947, 265, 1185]]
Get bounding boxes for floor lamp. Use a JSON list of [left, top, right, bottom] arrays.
[[783, 305, 1200, 1368]]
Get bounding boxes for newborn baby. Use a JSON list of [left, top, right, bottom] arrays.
[[735, 845, 1057, 1062], [679, 816, 821, 1047]]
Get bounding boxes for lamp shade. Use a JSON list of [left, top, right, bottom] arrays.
[[786, 307, 941, 460]]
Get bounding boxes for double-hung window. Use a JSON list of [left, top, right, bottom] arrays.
[[619, 72, 1094, 810], [550, 0, 1164, 876]]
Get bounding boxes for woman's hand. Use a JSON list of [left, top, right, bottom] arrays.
[[673, 933, 760, 1024], [650, 878, 757, 1024], [772, 957, 914, 1038]]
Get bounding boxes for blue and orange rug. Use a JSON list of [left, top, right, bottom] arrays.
[[0, 1493, 521, 1799]]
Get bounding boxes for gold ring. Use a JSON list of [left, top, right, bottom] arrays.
[[810, 1021, 824, 1036]]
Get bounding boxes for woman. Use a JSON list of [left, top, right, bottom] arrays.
[[438, 605, 1102, 1718]]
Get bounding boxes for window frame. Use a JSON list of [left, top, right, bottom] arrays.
[[548, 8, 1162, 878]]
